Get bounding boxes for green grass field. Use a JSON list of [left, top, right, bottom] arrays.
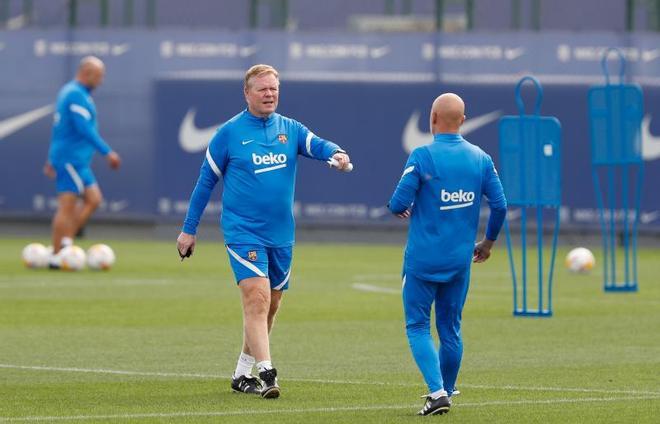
[[1, 237, 659, 423]]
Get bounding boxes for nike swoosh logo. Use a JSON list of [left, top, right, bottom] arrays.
[[402, 110, 502, 153], [242, 140, 254, 145], [642, 49, 660, 62], [178, 108, 223, 153], [504, 47, 525, 60], [642, 114, 660, 161], [370, 46, 391, 59], [368, 206, 390, 219], [108, 200, 129, 213], [239, 45, 258, 57], [0, 105, 54, 140], [111, 43, 131, 56], [640, 211, 659, 224]]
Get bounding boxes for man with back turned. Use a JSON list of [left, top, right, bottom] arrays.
[[388, 93, 507, 416]]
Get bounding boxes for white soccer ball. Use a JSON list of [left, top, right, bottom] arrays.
[[60, 245, 87, 271], [22, 243, 50, 269], [565, 247, 596, 273], [86, 244, 116, 270]]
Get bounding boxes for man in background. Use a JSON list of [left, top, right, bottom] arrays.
[[44, 56, 121, 268], [177, 64, 351, 399], [388, 93, 507, 416]]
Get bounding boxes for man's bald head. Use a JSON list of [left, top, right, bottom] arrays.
[[76, 56, 106, 90], [430, 93, 465, 134]]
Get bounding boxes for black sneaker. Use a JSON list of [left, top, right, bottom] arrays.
[[417, 395, 451, 416], [231, 375, 262, 394], [258, 368, 280, 399]]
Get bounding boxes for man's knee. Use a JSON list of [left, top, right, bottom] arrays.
[[246, 294, 269, 316], [268, 291, 283, 316], [267, 304, 278, 322], [406, 319, 431, 339], [85, 188, 103, 209], [436, 316, 462, 349], [241, 281, 271, 317]]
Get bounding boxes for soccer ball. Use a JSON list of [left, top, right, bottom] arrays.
[[60, 245, 87, 271], [565, 247, 596, 273], [87, 244, 116, 270], [22, 243, 50, 268]]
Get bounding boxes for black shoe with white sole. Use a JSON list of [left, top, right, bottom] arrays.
[[259, 368, 280, 399], [231, 375, 262, 394], [417, 395, 451, 416]]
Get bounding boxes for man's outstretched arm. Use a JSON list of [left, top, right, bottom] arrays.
[[295, 121, 353, 170]]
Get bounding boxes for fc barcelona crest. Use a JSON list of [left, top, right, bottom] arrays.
[[278, 134, 288, 143], [248, 251, 258, 261]]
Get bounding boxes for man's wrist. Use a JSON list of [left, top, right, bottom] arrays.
[[181, 227, 197, 236]]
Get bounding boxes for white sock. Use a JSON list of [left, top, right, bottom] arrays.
[[61, 237, 73, 248], [233, 352, 255, 378], [49, 251, 62, 266], [256, 360, 273, 373], [430, 389, 447, 400]]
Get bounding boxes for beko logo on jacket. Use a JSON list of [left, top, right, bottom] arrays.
[[252, 153, 287, 165], [440, 189, 475, 210], [252, 153, 288, 174]]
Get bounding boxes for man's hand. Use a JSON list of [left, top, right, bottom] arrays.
[[106, 151, 121, 170], [331, 152, 351, 171], [177, 232, 196, 261], [473, 238, 495, 263], [396, 209, 411, 219], [43, 162, 56, 179]]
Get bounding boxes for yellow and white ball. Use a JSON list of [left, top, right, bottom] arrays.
[[21, 243, 50, 269], [86, 244, 116, 270], [60, 245, 87, 271], [565, 247, 596, 273]]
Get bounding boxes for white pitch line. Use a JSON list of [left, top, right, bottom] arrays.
[[459, 383, 660, 396], [1, 364, 659, 396], [1, 395, 659, 422], [0, 364, 219, 380], [458, 395, 660, 407], [351, 283, 400, 295], [0, 279, 173, 289]]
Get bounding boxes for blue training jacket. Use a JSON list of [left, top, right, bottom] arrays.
[[182, 109, 342, 247], [48, 81, 111, 167], [389, 133, 507, 282]]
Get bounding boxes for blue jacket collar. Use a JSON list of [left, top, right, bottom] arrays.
[[434, 133, 463, 142], [244, 108, 276, 126]]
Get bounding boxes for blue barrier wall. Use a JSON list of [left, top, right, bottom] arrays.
[[5, 0, 654, 32], [1, 30, 659, 228]]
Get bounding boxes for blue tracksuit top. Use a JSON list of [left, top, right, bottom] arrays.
[[389, 133, 507, 282], [182, 109, 342, 247], [48, 80, 111, 166]]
